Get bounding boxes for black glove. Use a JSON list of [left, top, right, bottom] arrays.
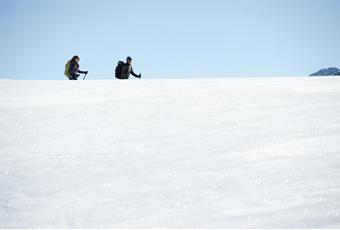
[[85, 71, 88, 75]]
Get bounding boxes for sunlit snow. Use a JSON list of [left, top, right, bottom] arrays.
[[0, 78, 339, 228]]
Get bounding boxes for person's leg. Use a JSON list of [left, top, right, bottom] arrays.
[[70, 74, 78, 80]]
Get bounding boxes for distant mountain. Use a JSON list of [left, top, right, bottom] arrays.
[[310, 67, 340, 76]]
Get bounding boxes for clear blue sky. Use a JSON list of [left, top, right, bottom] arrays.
[[0, 0, 339, 79]]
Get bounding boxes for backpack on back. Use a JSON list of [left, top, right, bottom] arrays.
[[115, 61, 125, 79], [64, 61, 71, 78]]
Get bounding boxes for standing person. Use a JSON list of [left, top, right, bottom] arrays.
[[115, 56, 141, 79], [65, 55, 88, 80]]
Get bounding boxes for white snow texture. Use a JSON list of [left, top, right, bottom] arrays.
[[0, 78, 340, 228]]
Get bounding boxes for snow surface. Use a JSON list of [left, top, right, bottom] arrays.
[[0, 78, 340, 228]]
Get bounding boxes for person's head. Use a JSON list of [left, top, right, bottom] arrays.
[[72, 55, 80, 63], [126, 56, 132, 64]]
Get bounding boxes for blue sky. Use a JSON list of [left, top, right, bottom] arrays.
[[0, 0, 339, 79]]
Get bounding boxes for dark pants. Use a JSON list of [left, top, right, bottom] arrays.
[[69, 74, 79, 80]]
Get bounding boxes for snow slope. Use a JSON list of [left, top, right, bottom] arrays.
[[0, 78, 340, 228]]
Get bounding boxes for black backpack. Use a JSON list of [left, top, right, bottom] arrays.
[[115, 61, 125, 79]]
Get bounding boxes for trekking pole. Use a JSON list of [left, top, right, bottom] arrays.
[[83, 73, 87, 80]]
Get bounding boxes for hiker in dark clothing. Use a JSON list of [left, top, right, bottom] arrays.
[[68, 56, 88, 80], [118, 56, 141, 79]]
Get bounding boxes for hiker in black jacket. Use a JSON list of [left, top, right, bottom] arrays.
[[118, 56, 141, 79], [69, 56, 88, 80]]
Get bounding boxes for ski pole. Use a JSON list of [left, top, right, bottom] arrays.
[[83, 73, 87, 80]]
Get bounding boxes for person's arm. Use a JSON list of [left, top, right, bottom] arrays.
[[130, 67, 141, 78], [70, 61, 87, 75], [77, 64, 88, 74], [78, 70, 88, 74]]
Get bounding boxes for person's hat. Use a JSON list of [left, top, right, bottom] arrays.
[[126, 56, 132, 61]]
